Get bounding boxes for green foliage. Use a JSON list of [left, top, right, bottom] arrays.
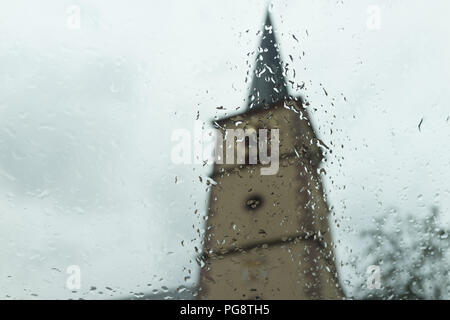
[[357, 207, 450, 299]]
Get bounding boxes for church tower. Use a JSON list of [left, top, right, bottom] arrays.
[[198, 12, 343, 300]]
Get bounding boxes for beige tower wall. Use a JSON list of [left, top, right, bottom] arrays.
[[199, 99, 342, 299], [204, 160, 313, 254], [199, 239, 341, 300]]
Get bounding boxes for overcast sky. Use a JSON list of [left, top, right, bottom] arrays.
[[1, 0, 449, 299]]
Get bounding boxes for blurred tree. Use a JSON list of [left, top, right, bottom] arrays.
[[356, 206, 450, 299]]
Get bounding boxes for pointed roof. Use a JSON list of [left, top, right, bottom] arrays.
[[248, 12, 289, 109]]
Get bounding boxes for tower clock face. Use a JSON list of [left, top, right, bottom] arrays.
[[245, 195, 264, 211]]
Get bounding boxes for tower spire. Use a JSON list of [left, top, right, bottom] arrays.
[[248, 11, 289, 109]]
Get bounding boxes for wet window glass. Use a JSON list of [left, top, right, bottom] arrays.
[[1, 1, 449, 300]]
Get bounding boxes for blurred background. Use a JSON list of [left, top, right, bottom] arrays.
[[0, 0, 449, 299]]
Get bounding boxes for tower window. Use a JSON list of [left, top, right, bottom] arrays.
[[245, 195, 264, 211]]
